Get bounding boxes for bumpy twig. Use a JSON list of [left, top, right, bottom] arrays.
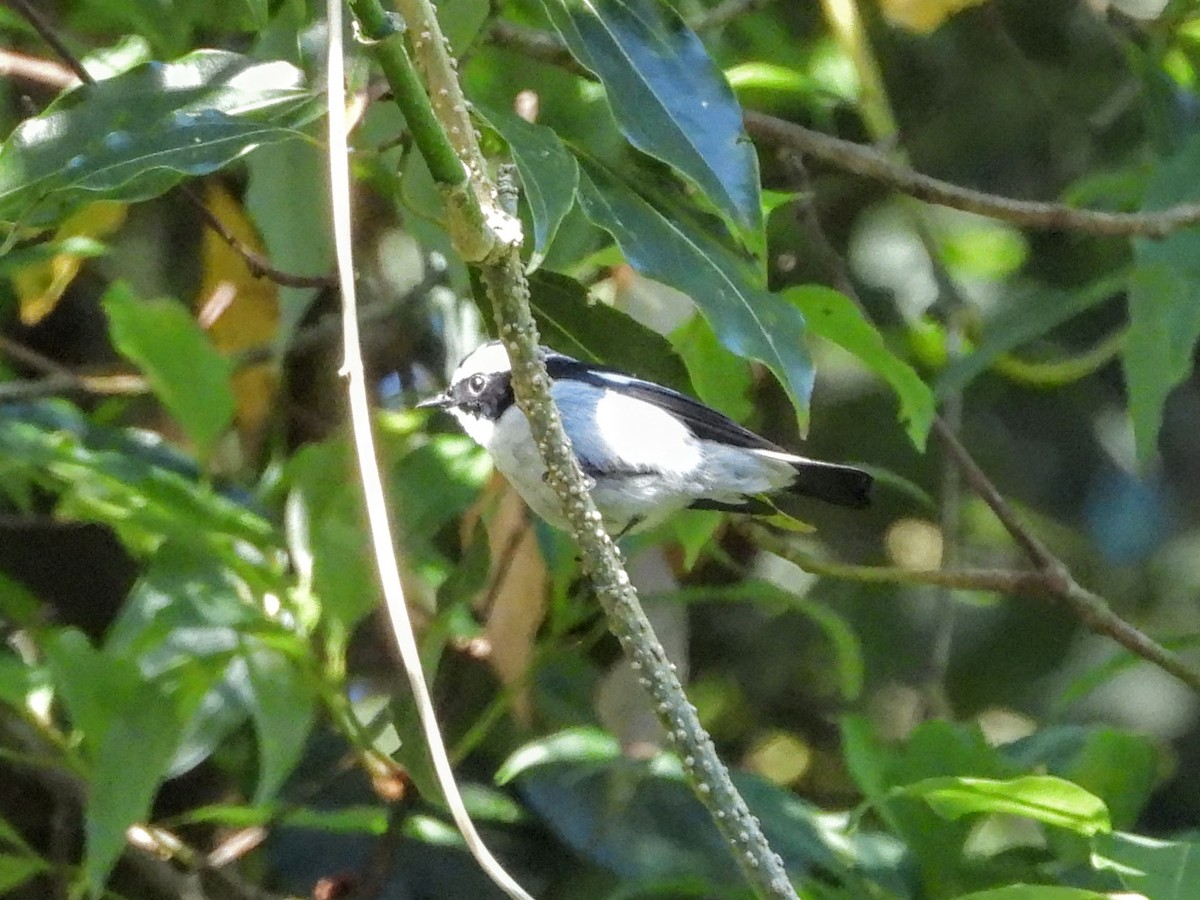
[[350, 0, 801, 895]]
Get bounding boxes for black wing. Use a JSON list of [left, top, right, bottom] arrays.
[[543, 350, 784, 451]]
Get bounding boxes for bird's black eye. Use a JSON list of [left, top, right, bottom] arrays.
[[467, 373, 487, 395]]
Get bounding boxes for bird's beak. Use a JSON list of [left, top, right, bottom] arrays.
[[417, 391, 452, 410]]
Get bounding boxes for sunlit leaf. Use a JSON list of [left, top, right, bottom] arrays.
[[577, 163, 814, 425], [879, 0, 990, 34], [103, 282, 236, 462], [0, 50, 318, 228], [905, 775, 1112, 836], [543, 0, 762, 248], [11, 200, 126, 325], [0, 401, 275, 555], [496, 726, 621, 784], [196, 182, 280, 455], [669, 315, 753, 422], [1093, 830, 1200, 899], [787, 285, 934, 449]]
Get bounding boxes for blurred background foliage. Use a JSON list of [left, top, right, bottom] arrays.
[[2, 0, 1200, 897]]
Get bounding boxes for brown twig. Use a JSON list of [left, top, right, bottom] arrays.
[[744, 111, 1200, 238], [7, 0, 335, 291], [8, 0, 91, 83], [482, 19, 1200, 239], [772, 146, 1200, 696]]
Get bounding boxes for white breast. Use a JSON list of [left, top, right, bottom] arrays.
[[481, 380, 705, 532]]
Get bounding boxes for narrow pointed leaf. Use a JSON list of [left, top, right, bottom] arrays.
[[0, 50, 318, 228], [577, 162, 813, 424], [103, 282, 236, 461], [243, 643, 315, 804], [542, 0, 762, 247], [906, 775, 1112, 836], [1125, 134, 1200, 465], [85, 681, 179, 894], [1093, 831, 1200, 899], [787, 285, 934, 449], [529, 269, 691, 392], [474, 106, 578, 268]]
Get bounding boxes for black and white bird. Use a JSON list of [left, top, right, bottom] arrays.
[[419, 341, 872, 536]]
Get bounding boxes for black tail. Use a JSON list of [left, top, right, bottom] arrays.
[[788, 460, 873, 509]]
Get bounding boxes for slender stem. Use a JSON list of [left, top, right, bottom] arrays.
[[345, 0, 466, 189], [743, 111, 1200, 238], [324, 5, 533, 897]]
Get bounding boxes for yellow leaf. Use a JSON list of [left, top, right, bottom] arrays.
[[879, 0, 990, 34], [12, 201, 127, 325], [466, 477, 549, 725], [195, 183, 280, 459]]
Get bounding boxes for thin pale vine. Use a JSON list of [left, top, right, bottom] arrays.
[[323, 4, 534, 898]]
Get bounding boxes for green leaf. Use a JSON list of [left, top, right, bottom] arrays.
[[950, 887, 1112, 900], [0, 401, 274, 555], [43, 628, 139, 752], [577, 162, 814, 425], [474, 107, 579, 269], [0, 572, 40, 629], [1093, 830, 1200, 899], [935, 276, 1124, 400], [1001, 726, 1157, 832], [0, 813, 35, 854], [286, 439, 380, 631], [504, 737, 847, 886], [787, 285, 935, 449], [239, 0, 270, 27], [0, 652, 31, 710], [0, 855, 47, 893], [841, 717, 1019, 893], [905, 775, 1112, 837], [542, 0, 762, 247], [529, 270, 692, 393], [496, 726, 621, 784], [84, 679, 179, 894], [244, 138, 331, 342], [103, 282, 236, 461], [669, 315, 753, 422], [1125, 134, 1200, 464], [0, 50, 318, 228], [243, 643, 315, 804], [104, 542, 260, 664], [1061, 730, 1157, 831]]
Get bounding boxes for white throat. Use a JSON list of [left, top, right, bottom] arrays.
[[450, 408, 496, 448]]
